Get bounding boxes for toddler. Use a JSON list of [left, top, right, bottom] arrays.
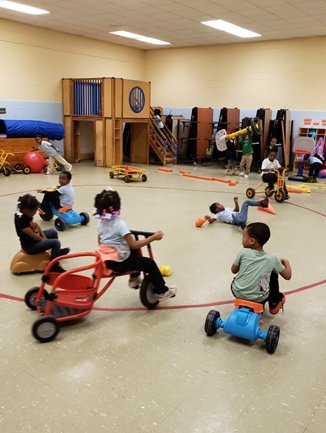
[[37, 171, 74, 217], [231, 222, 291, 314], [238, 132, 253, 178], [261, 150, 289, 199], [14, 194, 69, 272], [94, 189, 176, 301]]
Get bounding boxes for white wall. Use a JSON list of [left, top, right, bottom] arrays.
[[145, 37, 326, 111]]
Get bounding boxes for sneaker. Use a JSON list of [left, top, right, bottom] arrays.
[[260, 196, 269, 208], [66, 164, 72, 172], [156, 286, 177, 301], [239, 172, 245, 177], [269, 295, 285, 315], [284, 195, 290, 200], [50, 264, 66, 273], [128, 276, 142, 289], [59, 248, 70, 256], [244, 174, 249, 178]]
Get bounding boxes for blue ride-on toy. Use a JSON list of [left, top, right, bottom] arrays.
[[204, 299, 280, 354], [40, 205, 89, 231]]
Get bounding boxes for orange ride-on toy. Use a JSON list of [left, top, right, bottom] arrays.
[[246, 168, 288, 203], [109, 165, 147, 183], [24, 231, 165, 343]]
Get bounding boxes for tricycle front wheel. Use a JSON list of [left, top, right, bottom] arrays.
[[139, 276, 159, 309]]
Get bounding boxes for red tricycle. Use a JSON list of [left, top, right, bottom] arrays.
[[24, 231, 163, 342]]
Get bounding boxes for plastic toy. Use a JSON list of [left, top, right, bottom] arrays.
[[0, 150, 31, 176], [215, 118, 261, 152], [159, 265, 171, 276], [288, 136, 315, 182], [10, 250, 50, 274], [23, 151, 47, 173], [109, 165, 147, 183], [257, 198, 276, 215], [40, 204, 89, 231], [246, 168, 288, 203], [195, 216, 210, 227], [204, 299, 280, 354], [25, 231, 169, 343]]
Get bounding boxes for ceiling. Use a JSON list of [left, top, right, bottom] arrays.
[[1, 0, 326, 49]]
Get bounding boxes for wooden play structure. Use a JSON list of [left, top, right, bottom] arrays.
[[62, 78, 177, 167]]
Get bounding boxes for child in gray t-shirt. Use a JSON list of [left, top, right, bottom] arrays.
[[231, 222, 292, 314]]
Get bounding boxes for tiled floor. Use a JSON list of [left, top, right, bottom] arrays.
[[1, 162, 325, 433]]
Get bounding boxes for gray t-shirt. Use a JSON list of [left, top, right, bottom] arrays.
[[212, 207, 234, 224], [231, 248, 285, 301], [97, 217, 131, 261], [57, 183, 74, 207], [39, 140, 58, 157]]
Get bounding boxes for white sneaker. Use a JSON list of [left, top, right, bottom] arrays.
[[157, 287, 177, 301], [244, 174, 249, 178], [239, 172, 245, 177], [128, 276, 142, 289], [66, 164, 72, 172]]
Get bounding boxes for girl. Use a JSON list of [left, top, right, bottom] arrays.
[[14, 194, 70, 272], [94, 189, 176, 301]]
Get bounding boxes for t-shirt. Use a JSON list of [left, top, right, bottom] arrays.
[[14, 213, 41, 250], [239, 135, 253, 155], [231, 248, 285, 301], [38, 140, 58, 157], [97, 216, 131, 261], [211, 207, 234, 224], [260, 157, 281, 177], [309, 156, 323, 165], [153, 115, 164, 129], [57, 183, 74, 207]]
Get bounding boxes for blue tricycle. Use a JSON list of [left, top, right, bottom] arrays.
[[40, 204, 89, 231], [204, 299, 280, 354]]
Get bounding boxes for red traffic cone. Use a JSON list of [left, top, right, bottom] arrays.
[[257, 198, 276, 215]]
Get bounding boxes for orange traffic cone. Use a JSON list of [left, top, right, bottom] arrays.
[[257, 198, 276, 215]]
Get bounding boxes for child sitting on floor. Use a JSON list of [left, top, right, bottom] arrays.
[[206, 196, 269, 228], [37, 171, 74, 217], [14, 194, 69, 272], [230, 222, 292, 314], [94, 188, 176, 301]]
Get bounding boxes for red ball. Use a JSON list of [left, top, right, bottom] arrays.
[[23, 151, 47, 173]]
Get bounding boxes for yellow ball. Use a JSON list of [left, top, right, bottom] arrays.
[[159, 265, 172, 276]]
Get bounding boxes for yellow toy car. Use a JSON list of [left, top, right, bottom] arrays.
[[109, 165, 147, 183]]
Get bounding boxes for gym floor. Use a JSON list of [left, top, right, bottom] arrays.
[[1, 162, 325, 433]]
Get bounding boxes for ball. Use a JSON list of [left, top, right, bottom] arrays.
[[195, 217, 206, 228], [159, 265, 172, 276], [23, 151, 47, 173]]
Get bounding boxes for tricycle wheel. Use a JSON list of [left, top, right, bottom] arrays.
[[275, 188, 285, 203], [205, 310, 220, 336], [3, 167, 10, 176], [124, 175, 130, 183], [79, 212, 90, 225], [32, 316, 60, 343], [25, 287, 43, 310], [246, 188, 255, 199], [14, 163, 23, 170], [265, 187, 274, 197], [39, 210, 53, 221], [266, 325, 280, 354], [139, 276, 159, 309], [141, 174, 147, 182], [23, 166, 31, 174], [109, 171, 114, 179], [55, 217, 66, 231]]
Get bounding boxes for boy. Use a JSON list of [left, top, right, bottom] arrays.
[[37, 171, 74, 217], [206, 196, 269, 227], [238, 132, 253, 178], [261, 150, 289, 199], [231, 222, 292, 314], [35, 135, 72, 174]]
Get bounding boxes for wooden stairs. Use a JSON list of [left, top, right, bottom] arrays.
[[149, 107, 177, 165]]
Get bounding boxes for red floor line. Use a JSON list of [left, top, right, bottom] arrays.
[[1, 279, 325, 311]]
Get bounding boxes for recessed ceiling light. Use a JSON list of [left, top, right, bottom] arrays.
[[110, 31, 170, 46], [0, 1, 49, 15], [201, 20, 261, 38]]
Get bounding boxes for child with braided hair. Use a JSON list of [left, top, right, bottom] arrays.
[[94, 189, 176, 301]]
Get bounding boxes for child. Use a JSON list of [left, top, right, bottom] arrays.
[[231, 222, 292, 314], [14, 194, 70, 272], [94, 189, 176, 301], [35, 135, 72, 175], [261, 150, 289, 199], [153, 108, 164, 130], [265, 137, 279, 158], [206, 196, 269, 227], [37, 171, 74, 216], [238, 132, 253, 178], [305, 153, 324, 183]]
